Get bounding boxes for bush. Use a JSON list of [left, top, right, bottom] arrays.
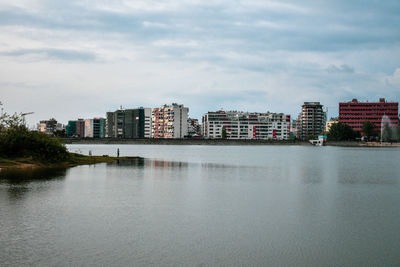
[[0, 126, 70, 162], [327, 122, 359, 141]]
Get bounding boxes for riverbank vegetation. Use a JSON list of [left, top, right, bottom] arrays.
[[326, 122, 360, 141], [0, 105, 135, 169]]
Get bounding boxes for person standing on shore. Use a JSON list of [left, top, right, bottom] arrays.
[[117, 148, 120, 158]]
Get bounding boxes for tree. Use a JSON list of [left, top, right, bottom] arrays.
[[307, 134, 316, 140], [221, 126, 227, 139], [327, 122, 357, 141], [362, 120, 376, 140], [0, 102, 24, 132], [0, 103, 69, 162]]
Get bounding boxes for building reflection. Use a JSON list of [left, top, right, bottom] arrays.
[[106, 158, 189, 169]]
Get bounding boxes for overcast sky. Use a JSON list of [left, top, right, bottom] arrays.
[[0, 0, 399, 127]]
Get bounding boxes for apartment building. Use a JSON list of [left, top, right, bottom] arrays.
[[152, 103, 189, 139], [339, 98, 399, 132], [106, 108, 152, 138], [84, 118, 106, 138], [188, 118, 201, 137], [202, 111, 291, 140], [296, 102, 326, 140]]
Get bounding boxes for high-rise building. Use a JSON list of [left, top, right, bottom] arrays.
[[296, 102, 326, 140], [152, 104, 188, 139], [76, 119, 85, 137], [202, 111, 291, 140], [187, 118, 201, 137], [84, 119, 94, 138], [124, 109, 152, 139], [106, 108, 152, 138], [66, 121, 77, 137], [339, 98, 399, 132]]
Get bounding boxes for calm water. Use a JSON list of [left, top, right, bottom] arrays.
[[1, 145, 400, 266]]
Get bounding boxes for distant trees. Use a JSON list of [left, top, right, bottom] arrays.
[[362, 121, 376, 140], [221, 126, 227, 139], [327, 122, 359, 141], [0, 102, 24, 132], [306, 134, 316, 140]]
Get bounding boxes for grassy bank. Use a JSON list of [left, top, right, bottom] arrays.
[[0, 153, 141, 170]]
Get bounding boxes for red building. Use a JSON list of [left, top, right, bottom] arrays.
[[339, 98, 399, 132]]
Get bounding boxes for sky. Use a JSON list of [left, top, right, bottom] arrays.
[[0, 0, 399, 127]]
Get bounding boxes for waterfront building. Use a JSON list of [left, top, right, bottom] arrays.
[[202, 111, 291, 140], [339, 98, 399, 132], [296, 102, 326, 140], [37, 118, 63, 136], [76, 119, 85, 138], [106, 110, 124, 138], [325, 118, 338, 132], [124, 108, 152, 138], [187, 118, 201, 137], [66, 121, 77, 137], [106, 108, 152, 138], [85, 118, 106, 138], [84, 119, 93, 138], [152, 103, 189, 139]]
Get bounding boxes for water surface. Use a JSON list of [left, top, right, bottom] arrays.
[[1, 145, 399, 266]]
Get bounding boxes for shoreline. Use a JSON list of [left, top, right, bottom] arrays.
[[0, 153, 141, 170], [61, 138, 400, 147], [62, 138, 311, 146]]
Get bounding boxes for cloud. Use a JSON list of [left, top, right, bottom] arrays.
[[326, 64, 355, 74], [0, 0, 399, 126], [1, 48, 97, 61]]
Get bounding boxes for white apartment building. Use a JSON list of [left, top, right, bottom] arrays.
[[144, 108, 152, 138], [202, 111, 291, 140], [84, 119, 93, 138], [151, 103, 189, 138]]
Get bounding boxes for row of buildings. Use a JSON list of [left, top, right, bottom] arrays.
[[294, 98, 399, 139], [37, 98, 399, 140]]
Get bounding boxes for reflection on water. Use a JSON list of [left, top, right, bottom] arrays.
[[0, 167, 67, 184], [0, 167, 67, 201], [106, 158, 189, 169]]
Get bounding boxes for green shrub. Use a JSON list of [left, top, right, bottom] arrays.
[[0, 126, 70, 162], [327, 122, 360, 141]]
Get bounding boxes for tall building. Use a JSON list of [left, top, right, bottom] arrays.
[[84, 119, 94, 138], [296, 102, 326, 140], [66, 121, 77, 137], [152, 104, 188, 139], [106, 110, 124, 138], [202, 111, 291, 140], [106, 108, 151, 138], [76, 119, 85, 138], [124, 108, 151, 138], [339, 98, 399, 132], [187, 118, 201, 137], [85, 118, 106, 138]]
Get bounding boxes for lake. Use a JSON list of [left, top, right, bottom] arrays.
[[1, 145, 400, 266]]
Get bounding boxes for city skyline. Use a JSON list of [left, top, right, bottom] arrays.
[[1, 1, 399, 127]]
